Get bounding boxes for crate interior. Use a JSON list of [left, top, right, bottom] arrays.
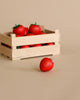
[[1, 42, 55, 50]]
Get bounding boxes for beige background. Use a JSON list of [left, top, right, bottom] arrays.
[[0, 0, 80, 100]]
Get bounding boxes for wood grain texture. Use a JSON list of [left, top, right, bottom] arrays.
[[0, 45, 12, 59], [0, 33, 12, 46], [11, 29, 59, 46], [12, 44, 60, 60]]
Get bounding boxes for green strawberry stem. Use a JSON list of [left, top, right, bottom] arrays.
[[27, 32, 30, 34], [16, 46, 20, 49], [49, 58, 53, 61], [13, 24, 20, 29], [15, 24, 17, 26], [34, 22, 40, 26], [34, 22, 37, 25], [49, 58, 54, 63]]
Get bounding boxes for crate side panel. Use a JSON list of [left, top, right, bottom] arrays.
[[53, 43, 60, 55], [0, 45, 12, 58], [0, 34, 12, 46], [12, 34, 59, 46], [12, 44, 60, 60]]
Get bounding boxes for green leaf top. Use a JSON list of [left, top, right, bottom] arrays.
[[13, 24, 20, 29]]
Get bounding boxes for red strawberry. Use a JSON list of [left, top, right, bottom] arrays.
[[31, 44, 42, 47], [40, 58, 54, 72], [20, 45, 29, 49], [13, 24, 28, 36], [47, 42, 55, 45]]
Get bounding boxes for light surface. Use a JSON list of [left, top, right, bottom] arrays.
[[0, 0, 80, 99], [0, 44, 80, 100]]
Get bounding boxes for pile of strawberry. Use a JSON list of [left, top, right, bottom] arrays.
[[13, 22, 46, 37], [13, 23, 54, 49]]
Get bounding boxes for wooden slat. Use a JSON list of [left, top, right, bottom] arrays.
[[0, 33, 12, 46], [12, 43, 60, 60], [11, 30, 60, 46], [0, 45, 12, 58]]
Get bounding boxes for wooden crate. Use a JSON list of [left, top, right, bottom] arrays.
[[0, 26, 60, 60]]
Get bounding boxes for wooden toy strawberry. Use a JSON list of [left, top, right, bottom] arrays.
[[40, 58, 54, 72], [13, 24, 28, 36]]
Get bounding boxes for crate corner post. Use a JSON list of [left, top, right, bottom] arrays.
[[11, 34, 17, 60], [54, 29, 60, 55]]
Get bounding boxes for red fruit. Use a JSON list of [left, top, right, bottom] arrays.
[[47, 42, 54, 45], [20, 45, 29, 49], [16, 34, 21, 37], [13, 24, 28, 36], [39, 31, 46, 35], [42, 43, 46, 45], [31, 44, 42, 47], [29, 22, 41, 35], [24, 27, 29, 35], [26, 33, 34, 36], [40, 58, 54, 72]]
